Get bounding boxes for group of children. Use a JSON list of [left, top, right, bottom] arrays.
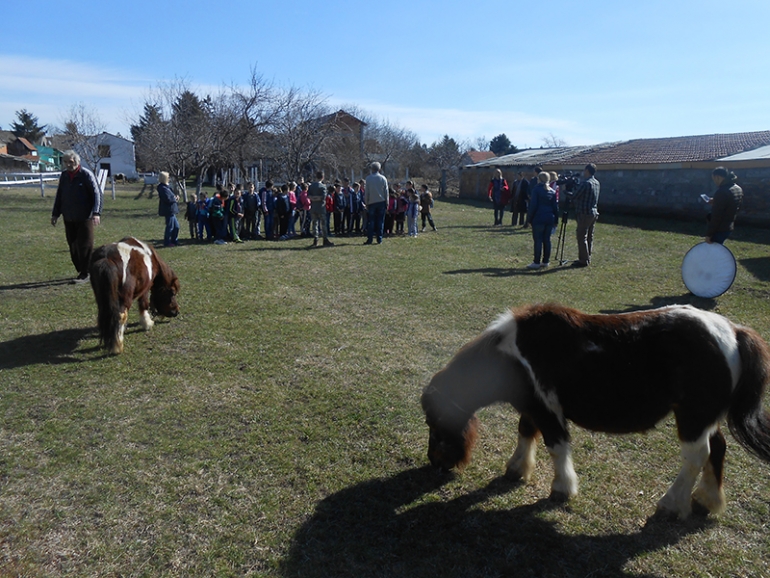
[[182, 177, 437, 244]]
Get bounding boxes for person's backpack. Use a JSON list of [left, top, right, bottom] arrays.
[[210, 199, 224, 219]]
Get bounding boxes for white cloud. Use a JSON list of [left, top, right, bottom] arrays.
[[0, 54, 152, 134]]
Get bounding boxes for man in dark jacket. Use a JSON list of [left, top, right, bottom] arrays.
[[705, 167, 743, 245], [571, 163, 600, 268], [51, 150, 103, 283]]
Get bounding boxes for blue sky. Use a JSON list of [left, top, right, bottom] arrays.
[[2, 0, 769, 148]]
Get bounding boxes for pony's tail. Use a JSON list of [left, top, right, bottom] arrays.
[[727, 326, 770, 463], [89, 257, 121, 353]]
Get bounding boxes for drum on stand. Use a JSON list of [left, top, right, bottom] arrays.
[[681, 242, 737, 298]]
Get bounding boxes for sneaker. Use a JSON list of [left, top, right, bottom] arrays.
[[421, 227, 426, 232], [526, 262, 541, 270], [214, 239, 227, 245], [323, 239, 334, 247], [570, 261, 588, 268], [541, 262, 550, 268]]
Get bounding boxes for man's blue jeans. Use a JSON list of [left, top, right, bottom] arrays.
[[367, 202, 387, 243], [164, 215, 180, 246]]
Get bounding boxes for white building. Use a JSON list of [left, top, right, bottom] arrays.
[[74, 132, 138, 179]]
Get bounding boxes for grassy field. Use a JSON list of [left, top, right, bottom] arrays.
[[1, 183, 769, 577]]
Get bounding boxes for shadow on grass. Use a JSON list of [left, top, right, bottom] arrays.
[[0, 278, 75, 291], [600, 294, 718, 314], [443, 264, 575, 277], [0, 326, 104, 369], [280, 466, 711, 578], [739, 256, 770, 282]]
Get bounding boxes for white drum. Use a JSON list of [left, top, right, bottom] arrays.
[[681, 242, 737, 298]]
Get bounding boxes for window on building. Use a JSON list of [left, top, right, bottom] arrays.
[[98, 145, 111, 158]]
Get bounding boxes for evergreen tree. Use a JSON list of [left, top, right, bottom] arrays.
[[130, 103, 162, 142], [11, 109, 47, 143], [489, 133, 518, 156]]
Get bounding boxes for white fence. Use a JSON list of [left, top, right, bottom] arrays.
[[0, 172, 61, 196], [1, 169, 114, 199]]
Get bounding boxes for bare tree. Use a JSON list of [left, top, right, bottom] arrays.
[[426, 135, 467, 196], [473, 135, 489, 152], [268, 86, 335, 180], [131, 79, 217, 201], [364, 120, 419, 174], [224, 68, 279, 181], [542, 133, 568, 148], [61, 102, 107, 174]]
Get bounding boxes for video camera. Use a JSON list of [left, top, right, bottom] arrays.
[[556, 171, 582, 218], [556, 171, 581, 194]]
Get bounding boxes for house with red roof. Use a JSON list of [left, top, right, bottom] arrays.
[[461, 150, 497, 165]]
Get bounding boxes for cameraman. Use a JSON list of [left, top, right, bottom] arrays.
[[571, 163, 600, 268]]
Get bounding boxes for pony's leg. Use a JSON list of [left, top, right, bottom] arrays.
[[114, 309, 128, 354], [533, 409, 578, 499], [138, 294, 154, 331], [547, 440, 578, 499], [657, 427, 713, 519], [692, 428, 727, 515], [506, 414, 539, 482]]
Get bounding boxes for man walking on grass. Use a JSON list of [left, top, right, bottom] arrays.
[[51, 150, 103, 283]]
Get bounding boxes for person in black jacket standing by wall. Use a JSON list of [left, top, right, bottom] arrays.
[[705, 166, 743, 245], [51, 150, 103, 283]]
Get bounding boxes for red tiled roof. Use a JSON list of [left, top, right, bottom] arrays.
[[465, 150, 497, 163], [566, 131, 770, 165], [16, 137, 37, 152]]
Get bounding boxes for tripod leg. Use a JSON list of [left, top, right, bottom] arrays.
[[557, 215, 568, 264]]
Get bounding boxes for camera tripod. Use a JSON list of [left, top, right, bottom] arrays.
[[554, 211, 571, 266]]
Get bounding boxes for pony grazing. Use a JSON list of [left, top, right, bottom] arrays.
[[421, 303, 770, 519], [89, 237, 180, 354]]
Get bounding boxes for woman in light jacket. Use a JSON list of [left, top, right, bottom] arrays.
[[157, 171, 180, 247]]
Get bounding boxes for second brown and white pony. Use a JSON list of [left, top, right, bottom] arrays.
[[89, 237, 180, 354], [421, 303, 770, 519]]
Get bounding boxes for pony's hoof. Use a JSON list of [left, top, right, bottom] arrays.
[[655, 501, 690, 521], [690, 499, 711, 517], [504, 467, 525, 482], [548, 490, 571, 503]]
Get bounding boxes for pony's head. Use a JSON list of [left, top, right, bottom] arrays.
[[421, 354, 485, 471], [150, 259, 180, 318], [423, 400, 479, 471], [420, 315, 526, 471]]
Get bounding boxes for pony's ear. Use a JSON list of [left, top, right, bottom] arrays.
[[457, 415, 480, 470]]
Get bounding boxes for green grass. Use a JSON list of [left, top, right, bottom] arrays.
[[1, 185, 770, 577]]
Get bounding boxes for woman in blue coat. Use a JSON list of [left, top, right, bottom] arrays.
[[526, 172, 559, 269]]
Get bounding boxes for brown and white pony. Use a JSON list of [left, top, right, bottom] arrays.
[[421, 303, 770, 519], [89, 237, 180, 354]]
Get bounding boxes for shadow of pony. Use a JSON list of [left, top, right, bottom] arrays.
[[0, 326, 104, 370], [279, 467, 711, 578]]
